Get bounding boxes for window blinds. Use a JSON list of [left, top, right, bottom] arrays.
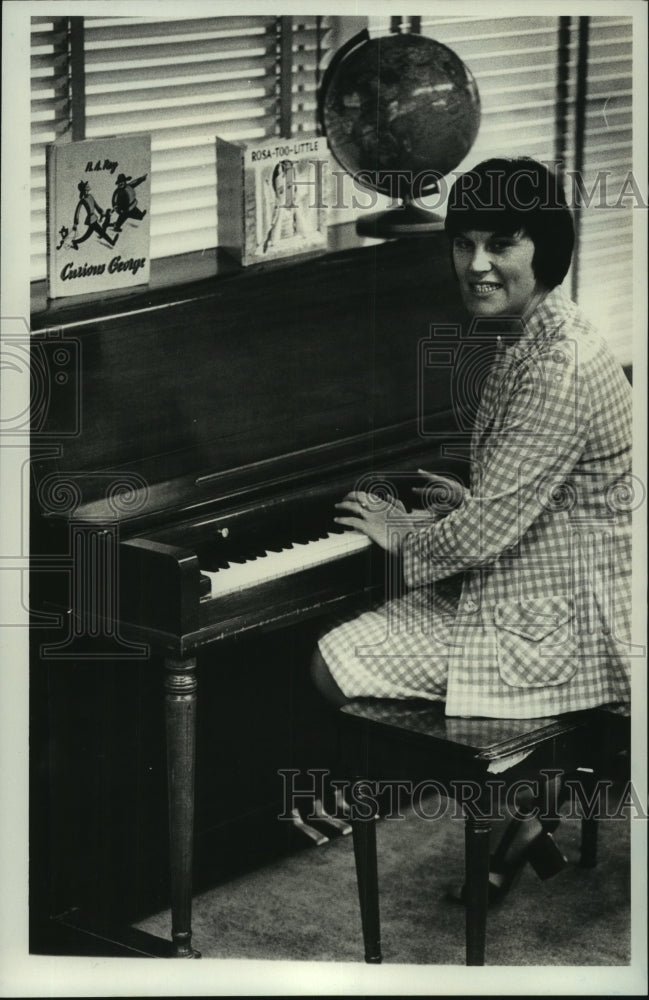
[[29, 14, 636, 363], [418, 15, 561, 170], [29, 14, 331, 276], [567, 16, 634, 365], [83, 15, 278, 260], [30, 16, 70, 282], [328, 16, 561, 230]]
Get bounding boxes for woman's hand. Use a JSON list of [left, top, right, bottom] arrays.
[[334, 491, 414, 554]]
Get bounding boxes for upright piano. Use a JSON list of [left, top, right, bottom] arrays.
[[30, 227, 466, 956]]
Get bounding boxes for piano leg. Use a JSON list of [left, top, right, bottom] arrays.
[[164, 656, 201, 959]]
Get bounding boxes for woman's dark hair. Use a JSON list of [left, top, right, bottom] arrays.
[[444, 157, 574, 289]]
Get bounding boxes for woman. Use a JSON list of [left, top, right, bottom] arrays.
[[312, 158, 633, 894]]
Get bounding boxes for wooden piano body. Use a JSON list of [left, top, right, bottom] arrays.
[[30, 229, 466, 956]]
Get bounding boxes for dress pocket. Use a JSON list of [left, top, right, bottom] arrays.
[[494, 595, 578, 688]]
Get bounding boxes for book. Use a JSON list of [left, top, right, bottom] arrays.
[[46, 134, 151, 299], [216, 134, 329, 266]]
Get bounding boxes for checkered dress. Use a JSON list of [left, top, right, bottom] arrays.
[[318, 286, 633, 718]]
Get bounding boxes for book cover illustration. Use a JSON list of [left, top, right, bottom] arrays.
[[46, 133, 151, 299], [217, 135, 329, 267]]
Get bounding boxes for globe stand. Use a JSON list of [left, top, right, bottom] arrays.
[[356, 197, 444, 239]]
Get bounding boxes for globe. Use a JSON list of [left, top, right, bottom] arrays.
[[318, 30, 481, 236]]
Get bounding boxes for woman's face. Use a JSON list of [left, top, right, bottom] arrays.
[[452, 229, 543, 318]]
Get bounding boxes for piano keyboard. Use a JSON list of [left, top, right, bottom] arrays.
[[201, 530, 372, 599]]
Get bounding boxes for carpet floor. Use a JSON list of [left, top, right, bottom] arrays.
[[136, 789, 631, 966]]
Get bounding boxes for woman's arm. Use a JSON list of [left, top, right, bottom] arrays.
[[401, 345, 592, 586]]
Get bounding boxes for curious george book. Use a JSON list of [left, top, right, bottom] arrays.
[[46, 133, 151, 298]]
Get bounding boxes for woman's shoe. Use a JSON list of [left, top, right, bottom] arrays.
[[449, 821, 568, 906], [525, 829, 568, 881]]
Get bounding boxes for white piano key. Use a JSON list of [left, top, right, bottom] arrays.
[[202, 531, 372, 598]]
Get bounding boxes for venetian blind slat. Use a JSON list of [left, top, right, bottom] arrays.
[[82, 15, 271, 41]]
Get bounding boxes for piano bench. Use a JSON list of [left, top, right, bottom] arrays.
[[337, 699, 630, 966]]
